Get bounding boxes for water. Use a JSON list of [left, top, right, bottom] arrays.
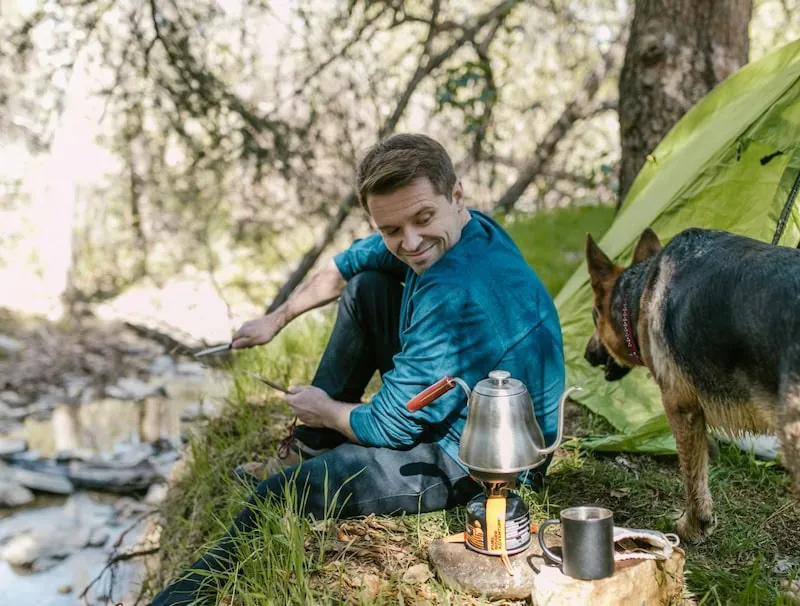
[[0, 368, 230, 605], [0, 493, 148, 605]]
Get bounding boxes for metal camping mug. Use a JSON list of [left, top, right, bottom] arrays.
[[537, 506, 615, 580]]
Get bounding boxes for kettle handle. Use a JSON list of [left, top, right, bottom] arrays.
[[406, 376, 457, 411], [406, 377, 466, 411]]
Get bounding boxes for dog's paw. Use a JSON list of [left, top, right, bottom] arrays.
[[676, 510, 716, 543]]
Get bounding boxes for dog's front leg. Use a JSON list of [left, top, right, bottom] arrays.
[[663, 389, 716, 542]]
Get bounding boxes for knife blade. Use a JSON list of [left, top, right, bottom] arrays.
[[246, 372, 290, 394], [193, 343, 232, 358]]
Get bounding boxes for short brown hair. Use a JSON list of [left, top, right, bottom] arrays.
[[355, 133, 457, 212]]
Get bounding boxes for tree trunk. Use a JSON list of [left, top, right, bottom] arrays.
[[617, 0, 752, 208]]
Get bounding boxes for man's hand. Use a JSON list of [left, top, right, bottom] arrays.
[[285, 385, 360, 443], [231, 310, 287, 349], [284, 386, 332, 427]]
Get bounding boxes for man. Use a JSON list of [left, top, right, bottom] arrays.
[[151, 133, 565, 605]]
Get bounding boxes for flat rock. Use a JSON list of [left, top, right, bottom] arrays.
[[428, 537, 544, 600], [531, 548, 686, 605], [5, 464, 74, 495], [105, 377, 166, 401], [428, 537, 686, 604], [0, 438, 28, 457], [0, 525, 91, 569], [67, 459, 159, 493]]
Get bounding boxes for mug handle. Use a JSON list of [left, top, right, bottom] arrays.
[[537, 519, 562, 564]]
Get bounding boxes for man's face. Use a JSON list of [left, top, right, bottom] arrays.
[[367, 177, 467, 274]]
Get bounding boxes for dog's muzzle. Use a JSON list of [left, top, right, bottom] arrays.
[[584, 334, 631, 382]]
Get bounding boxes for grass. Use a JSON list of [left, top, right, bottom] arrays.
[[142, 204, 799, 605], [498, 204, 616, 296]]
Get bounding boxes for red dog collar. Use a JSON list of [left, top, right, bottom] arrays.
[[622, 301, 644, 366]]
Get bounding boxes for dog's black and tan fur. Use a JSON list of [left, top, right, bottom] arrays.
[[584, 227, 800, 542]]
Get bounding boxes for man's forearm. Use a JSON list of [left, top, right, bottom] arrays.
[[272, 259, 347, 325], [323, 401, 362, 444]]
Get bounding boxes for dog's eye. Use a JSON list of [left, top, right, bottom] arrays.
[[591, 306, 599, 326]]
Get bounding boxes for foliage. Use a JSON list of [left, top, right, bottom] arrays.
[[0, 0, 629, 309]]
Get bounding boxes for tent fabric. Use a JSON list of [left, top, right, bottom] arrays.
[[554, 38, 800, 453]]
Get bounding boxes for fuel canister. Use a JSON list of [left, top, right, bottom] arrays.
[[465, 491, 530, 556]]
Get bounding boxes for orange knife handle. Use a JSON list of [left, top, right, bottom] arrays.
[[406, 377, 456, 411]]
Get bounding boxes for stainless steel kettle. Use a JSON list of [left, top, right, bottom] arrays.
[[407, 370, 581, 482]]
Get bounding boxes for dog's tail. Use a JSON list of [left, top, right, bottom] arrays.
[[778, 344, 800, 491]]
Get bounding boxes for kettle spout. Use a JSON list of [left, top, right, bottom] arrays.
[[538, 385, 583, 456]]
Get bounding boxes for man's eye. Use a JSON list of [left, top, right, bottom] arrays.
[[383, 228, 399, 236], [417, 213, 433, 225]]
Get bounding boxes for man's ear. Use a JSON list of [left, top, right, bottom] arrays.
[[632, 227, 662, 264], [586, 233, 615, 289], [452, 180, 464, 210]]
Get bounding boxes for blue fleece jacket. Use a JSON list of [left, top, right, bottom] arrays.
[[334, 209, 566, 475]]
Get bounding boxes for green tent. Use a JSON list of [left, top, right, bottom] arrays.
[[555, 38, 800, 454]]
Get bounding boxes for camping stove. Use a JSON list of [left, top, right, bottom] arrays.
[[464, 477, 531, 557], [405, 372, 580, 572]]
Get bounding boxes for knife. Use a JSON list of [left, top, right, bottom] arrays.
[[193, 343, 232, 358], [246, 372, 290, 394]]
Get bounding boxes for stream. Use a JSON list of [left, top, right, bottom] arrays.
[[0, 340, 231, 605]]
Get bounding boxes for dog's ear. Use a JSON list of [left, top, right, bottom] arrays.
[[632, 228, 662, 264], [586, 233, 615, 289]]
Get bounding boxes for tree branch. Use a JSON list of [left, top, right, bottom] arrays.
[[266, 0, 523, 313], [493, 33, 626, 213]]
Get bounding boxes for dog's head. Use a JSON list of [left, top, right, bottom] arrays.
[[583, 228, 662, 381]]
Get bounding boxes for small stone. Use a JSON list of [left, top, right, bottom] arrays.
[[347, 573, 388, 601], [0, 529, 79, 568], [150, 355, 176, 376], [64, 376, 91, 400], [105, 377, 166, 401], [0, 390, 27, 406], [57, 585, 72, 594], [0, 335, 22, 355], [0, 479, 35, 507], [780, 579, 800, 604], [402, 563, 432, 584], [774, 558, 794, 574], [144, 482, 168, 505], [86, 527, 109, 547], [175, 361, 207, 377]]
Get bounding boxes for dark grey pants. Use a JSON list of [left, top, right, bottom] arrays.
[[150, 271, 481, 605]]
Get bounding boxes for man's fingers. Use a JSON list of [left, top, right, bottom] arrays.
[[231, 336, 250, 349]]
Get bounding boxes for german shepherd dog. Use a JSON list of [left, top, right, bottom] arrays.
[[584, 227, 800, 542]]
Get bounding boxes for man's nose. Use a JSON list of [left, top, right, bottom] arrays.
[[402, 229, 423, 252]]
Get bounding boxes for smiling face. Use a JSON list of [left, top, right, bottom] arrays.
[[367, 177, 469, 274]]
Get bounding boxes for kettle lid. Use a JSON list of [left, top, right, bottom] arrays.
[[473, 370, 527, 397]]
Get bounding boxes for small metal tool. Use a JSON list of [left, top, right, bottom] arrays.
[[193, 343, 232, 358], [246, 371, 290, 394]]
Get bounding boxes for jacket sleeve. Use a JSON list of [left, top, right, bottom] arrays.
[[333, 233, 407, 281], [349, 281, 504, 448]]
